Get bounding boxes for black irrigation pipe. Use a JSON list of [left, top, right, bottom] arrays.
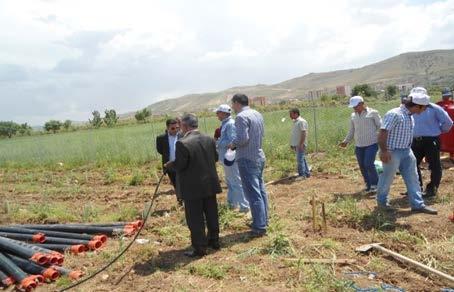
[[59, 172, 165, 291], [0, 226, 104, 242]]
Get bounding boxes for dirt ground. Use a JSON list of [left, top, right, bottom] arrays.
[[0, 159, 453, 291]]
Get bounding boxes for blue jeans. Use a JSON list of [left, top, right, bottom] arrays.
[[355, 143, 379, 189], [296, 150, 310, 177], [223, 162, 250, 211], [237, 158, 269, 232], [377, 148, 425, 209]]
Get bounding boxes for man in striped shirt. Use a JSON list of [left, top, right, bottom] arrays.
[[376, 92, 437, 214], [229, 93, 268, 236], [340, 96, 381, 193]]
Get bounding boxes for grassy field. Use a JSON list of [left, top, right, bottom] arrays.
[[1, 100, 452, 291]]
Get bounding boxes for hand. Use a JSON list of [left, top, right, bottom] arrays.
[[228, 143, 236, 150], [339, 142, 348, 148], [380, 151, 391, 163]]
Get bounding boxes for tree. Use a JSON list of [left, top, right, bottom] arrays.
[[63, 120, 72, 130], [18, 123, 32, 136], [351, 84, 377, 97], [89, 110, 103, 128], [385, 85, 397, 100], [0, 121, 19, 138], [44, 120, 62, 133], [103, 109, 119, 127], [134, 108, 151, 123]]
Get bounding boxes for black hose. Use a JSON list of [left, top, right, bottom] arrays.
[[59, 172, 165, 291]]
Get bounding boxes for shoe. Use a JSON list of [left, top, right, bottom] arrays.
[[248, 229, 267, 238], [377, 204, 396, 212], [239, 208, 250, 213], [423, 188, 437, 198], [208, 240, 220, 250], [411, 206, 438, 215], [365, 186, 377, 194], [295, 176, 306, 181], [184, 249, 206, 258]]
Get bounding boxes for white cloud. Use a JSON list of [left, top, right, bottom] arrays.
[[0, 0, 453, 124]]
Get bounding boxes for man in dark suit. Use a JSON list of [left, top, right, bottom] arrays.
[[165, 113, 222, 257], [156, 118, 182, 204]]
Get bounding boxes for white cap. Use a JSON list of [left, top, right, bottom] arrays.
[[410, 86, 427, 95], [213, 104, 231, 113], [408, 92, 430, 105], [224, 149, 236, 166], [348, 96, 364, 108]]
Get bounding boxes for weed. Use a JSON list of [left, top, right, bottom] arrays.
[[104, 167, 117, 185], [218, 204, 242, 229], [387, 229, 424, 245], [81, 203, 100, 222], [55, 276, 72, 287], [301, 264, 352, 291], [321, 238, 339, 250], [328, 197, 368, 227], [129, 171, 144, 186], [263, 233, 294, 256], [188, 263, 230, 280]]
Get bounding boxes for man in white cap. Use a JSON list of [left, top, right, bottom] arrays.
[[340, 96, 381, 193], [410, 87, 453, 198], [376, 91, 437, 214], [215, 104, 250, 213]]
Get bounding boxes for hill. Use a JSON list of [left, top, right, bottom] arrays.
[[145, 49, 454, 114]]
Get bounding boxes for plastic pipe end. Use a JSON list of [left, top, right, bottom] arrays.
[[30, 252, 49, 265], [32, 233, 46, 243], [87, 239, 102, 250], [68, 270, 84, 280], [70, 244, 86, 254], [43, 268, 59, 281], [19, 276, 37, 291], [92, 234, 108, 243]]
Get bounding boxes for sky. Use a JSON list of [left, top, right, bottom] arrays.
[[0, 0, 453, 125]]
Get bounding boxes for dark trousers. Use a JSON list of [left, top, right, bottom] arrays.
[[411, 136, 442, 192], [184, 196, 219, 251]]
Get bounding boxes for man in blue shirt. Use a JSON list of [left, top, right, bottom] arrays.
[[377, 92, 437, 214], [411, 87, 453, 197], [229, 93, 268, 237], [214, 104, 250, 213]]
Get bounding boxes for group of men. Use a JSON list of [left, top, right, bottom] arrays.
[[157, 94, 268, 257], [155, 87, 453, 257], [340, 87, 453, 214]]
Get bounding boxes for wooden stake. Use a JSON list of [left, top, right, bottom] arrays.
[[321, 202, 327, 232]]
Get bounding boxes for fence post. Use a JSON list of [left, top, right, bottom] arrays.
[[150, 121, 157, 160], [311, 95, 319, 153], [204, 117, 208, 133]]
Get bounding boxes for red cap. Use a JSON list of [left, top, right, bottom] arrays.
[[18, 276, 37, 291], [122, 225, 136, 236], [70, 244, 86, 254], [42, 268, 59, 281], [30, 252, 49, 265], [2, 276, 14, 286], [68, 270, 84, 280], [31, 233, 46, 243], [92, 234, 108, 243], [87, 239, 102, 250]]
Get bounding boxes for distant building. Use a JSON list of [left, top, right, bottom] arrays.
[[397, 83, 414, 93], [250, 96, 267, 106], [336, 85, 351, 97], [306, 89, 328, 99]]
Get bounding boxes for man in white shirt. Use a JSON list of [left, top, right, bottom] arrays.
[[289, 108, 310, 179], [340, 96, 381, 193]]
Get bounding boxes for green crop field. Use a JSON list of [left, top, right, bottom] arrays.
[[0, 101, 396, 175]]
